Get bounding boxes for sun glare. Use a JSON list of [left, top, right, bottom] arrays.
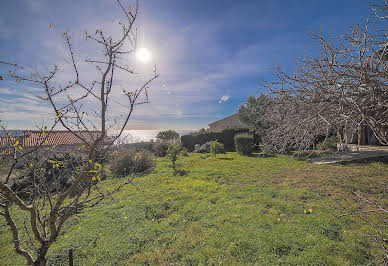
[[136, 47, 151, 63]]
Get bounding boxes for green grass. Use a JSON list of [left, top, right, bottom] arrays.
[[1, 153, 387, 265]]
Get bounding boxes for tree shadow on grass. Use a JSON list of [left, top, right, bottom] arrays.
[[174, 169, 188, 176], [218, 157, 234, 160], [251, 153, 276, 158], [339, 156, 388, 165]]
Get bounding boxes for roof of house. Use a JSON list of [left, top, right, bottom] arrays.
[[208, 113, 241, 126], [0, 130, 103, 148]]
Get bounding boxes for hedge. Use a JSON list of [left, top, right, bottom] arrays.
[[234, 133, 254, 155], [181, 128, 254, 152]]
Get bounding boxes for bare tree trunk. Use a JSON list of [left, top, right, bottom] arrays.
[[69, 249, 74, 266]]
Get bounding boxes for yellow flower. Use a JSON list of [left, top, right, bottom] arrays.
[[124, 216, 128, 220], [277, 218, 281, 222], [7, 132, 12, 136], [344, 230, 347, 233], [304, 210, 307, 214], [14, 140, 19, 146], [309, 209, 312, 213], [64, 234, 68, 238]]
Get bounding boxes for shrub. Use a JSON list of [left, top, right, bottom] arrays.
[[156, 130, 180, 142], [129, 142, 155, 153], [210, 141, 224, 157], [11, 151, 87, 199], [111, 148, 155, 176], [234, 133, 253, 155], [181, 128, 252, 152], [316, 135, 338, 151], [180, 148, 189, 156], [166, 144, 181, 174], [193, 142, 211, 153], [154, 142, 169, 157]]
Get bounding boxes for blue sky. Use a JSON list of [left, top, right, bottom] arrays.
[[0, 0, 373, 130]]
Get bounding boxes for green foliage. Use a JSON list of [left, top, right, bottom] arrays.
[[156, 130, 180, 141], [166, 144, 181, 173], [11, 152, 87, 199], [181, 128, 251, 152], [110, 148, 155, 176], [0, 156, 12, 174], [234, 133, 253, 155], [193, 142, 211, 153], [1, 153, 387, 265], [180, 148, 189, 157], [316, 135, 338, 151], [210, 141, 224, 157], [125, 142, 155, 153], [114, 142, 170, 157], [153, 142, 169, 157], [238, 94, 274, 143]]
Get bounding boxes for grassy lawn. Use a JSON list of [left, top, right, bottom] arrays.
[[1, 153, 387, 265]]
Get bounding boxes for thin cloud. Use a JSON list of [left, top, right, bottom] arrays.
[[219, 95, 231, 103]]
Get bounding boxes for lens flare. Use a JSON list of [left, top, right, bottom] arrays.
[[136, 48, 151, 63]]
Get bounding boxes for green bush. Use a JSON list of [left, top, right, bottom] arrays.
[[127, 142, 155, 153], [166, 144, 181, 174], [156, 130, 180, 142], [234, 133, 253, 155], [181, 128, 252, 152], [10, 151, 88, 199], [316, 135, 338, 151], [210, 141, 224, 157], [180, 148, 189, 156], [153, 142, 169, 157], [193, 142, 211, 153], [111, 148, 155, 176]]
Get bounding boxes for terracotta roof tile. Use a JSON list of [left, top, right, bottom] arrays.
[[0, 131, 103, 154]]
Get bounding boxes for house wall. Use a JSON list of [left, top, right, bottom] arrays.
[[209, 114, 245, 132]]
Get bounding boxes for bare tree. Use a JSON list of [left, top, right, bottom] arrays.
[[246, 1, 388, 154], [0, 0, 158, 265], [247, 3, 388, 263]]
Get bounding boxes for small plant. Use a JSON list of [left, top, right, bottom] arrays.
[[153, 142, 169, 157], [210, 141, 224, 157], [193, 142, 212, 153], [111, 148, 155, 176], [234, 133, 253, 155], [180, 148, 189, 157], [166, 144, 181, 174]]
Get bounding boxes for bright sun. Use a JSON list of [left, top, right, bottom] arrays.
[[136, 47, 151, 63]]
